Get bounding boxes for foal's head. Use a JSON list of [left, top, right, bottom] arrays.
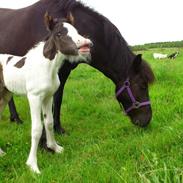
[[43, 13, 92, 61], [116, 54, 155, 127]]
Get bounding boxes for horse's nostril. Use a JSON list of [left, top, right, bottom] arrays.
[[135, 120, 140, 125], [89, 41, 93, 47]]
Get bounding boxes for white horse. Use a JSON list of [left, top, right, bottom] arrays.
[[153, 53, 168, 59], [0, 13, 92, 173]]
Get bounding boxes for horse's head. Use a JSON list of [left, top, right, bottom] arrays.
[[116, 54, 155, 127], [43, 12, 92, 61]]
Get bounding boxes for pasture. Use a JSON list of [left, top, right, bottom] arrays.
[[0, 47, 183, 182]]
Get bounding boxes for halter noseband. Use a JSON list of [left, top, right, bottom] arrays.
[[116, 78, 150, 114]]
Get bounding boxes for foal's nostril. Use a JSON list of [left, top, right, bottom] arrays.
[[83, 39, 93, 47], [86, 39, 93, 47]]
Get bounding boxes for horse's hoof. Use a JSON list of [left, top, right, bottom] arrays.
[[54, 145, 64, 153], [26, 158, 41, 174], [54, 126, 66, 135], [26, 163, 41, 174], [10, 116, 23, 124], [47, 144, 64, 153], [39, 141, 55, 153]]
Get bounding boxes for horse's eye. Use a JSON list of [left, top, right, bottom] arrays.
[[56, 32, 62, 37], [141, 86, 147, 90], [141, 84, 147, 90]]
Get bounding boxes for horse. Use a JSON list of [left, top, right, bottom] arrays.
[[168, 51, 179, 59], [0, 0, 155, 145], [153, 53, 168, 59], [0, 13, 92, 173]]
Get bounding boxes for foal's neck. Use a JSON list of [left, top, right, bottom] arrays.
[[28, 42, 65, 73]]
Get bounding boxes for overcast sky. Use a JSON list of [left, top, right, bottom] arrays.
[[0, 0, 183, 45]]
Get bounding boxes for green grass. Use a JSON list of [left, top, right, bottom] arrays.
[[1, 47, 183, 182]]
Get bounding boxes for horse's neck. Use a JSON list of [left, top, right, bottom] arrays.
[[72, 6, 135, 84]]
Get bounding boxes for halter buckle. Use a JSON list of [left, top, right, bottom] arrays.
[[133, 101, 140, 109], [124, 80, 130, 87]]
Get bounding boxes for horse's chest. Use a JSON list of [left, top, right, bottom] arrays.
[[26, 71, 60, 96]]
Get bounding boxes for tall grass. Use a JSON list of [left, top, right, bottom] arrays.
[[0, 47, 183, 182]]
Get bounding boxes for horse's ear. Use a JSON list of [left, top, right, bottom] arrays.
[[44, 12, 56, 31], [43, 38, 57, 60], [67, 12, 75, 25], [132, 54, 142, 73]]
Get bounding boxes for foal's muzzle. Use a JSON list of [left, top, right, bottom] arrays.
[[78, 39, 93, 55]]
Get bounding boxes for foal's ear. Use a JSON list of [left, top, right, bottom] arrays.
[[43, 38, 57, 60], [67, 12, 75, 25], [132, 54, 142, 73], [44, 12, 56, 31]]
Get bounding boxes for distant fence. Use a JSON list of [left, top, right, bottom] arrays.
[[131, 41, 183, 51]]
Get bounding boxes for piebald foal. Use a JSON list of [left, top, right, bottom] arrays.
[[0, 13, 92, 173]]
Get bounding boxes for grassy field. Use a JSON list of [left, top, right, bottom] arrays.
[[0, 47, 183, 182]]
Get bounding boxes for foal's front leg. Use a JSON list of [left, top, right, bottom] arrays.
[[26, 94, 43, 174], [42, 97, 63, 153]]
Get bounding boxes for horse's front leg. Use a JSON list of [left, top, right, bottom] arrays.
[[26, 94, 43, 174], [8, 97, 23, 124], [40, 62, 77, 150], [53, 62, 78, 134], [42, 97, 63, 153]]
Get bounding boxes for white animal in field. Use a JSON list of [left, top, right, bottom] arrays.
[[0, 13, 92, 174], [167, 51, 179, 59], [153, 53, 168, 59]]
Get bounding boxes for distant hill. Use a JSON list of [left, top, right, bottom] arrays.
[[131, 41, 183, 51]]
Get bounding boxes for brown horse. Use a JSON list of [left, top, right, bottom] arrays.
[[0, 0, 154, 142]]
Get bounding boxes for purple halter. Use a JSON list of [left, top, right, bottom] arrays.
[[116, 78, 150, 114]]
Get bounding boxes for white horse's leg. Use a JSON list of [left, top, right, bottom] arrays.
[[26, 94, 43, 174], [42, 97, 63, 153]]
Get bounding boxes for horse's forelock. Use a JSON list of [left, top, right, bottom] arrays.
[[141, 61, 155, 84]]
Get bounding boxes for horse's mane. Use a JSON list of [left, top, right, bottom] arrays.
[[141, 61, 155, 84], [41, 0, 154, 83], [41, 0, 76, 14], [69, 1, 134, 74], [67, 1, 155, 83]]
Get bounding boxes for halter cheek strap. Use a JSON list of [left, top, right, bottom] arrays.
[[116, 78, 150, 114]]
